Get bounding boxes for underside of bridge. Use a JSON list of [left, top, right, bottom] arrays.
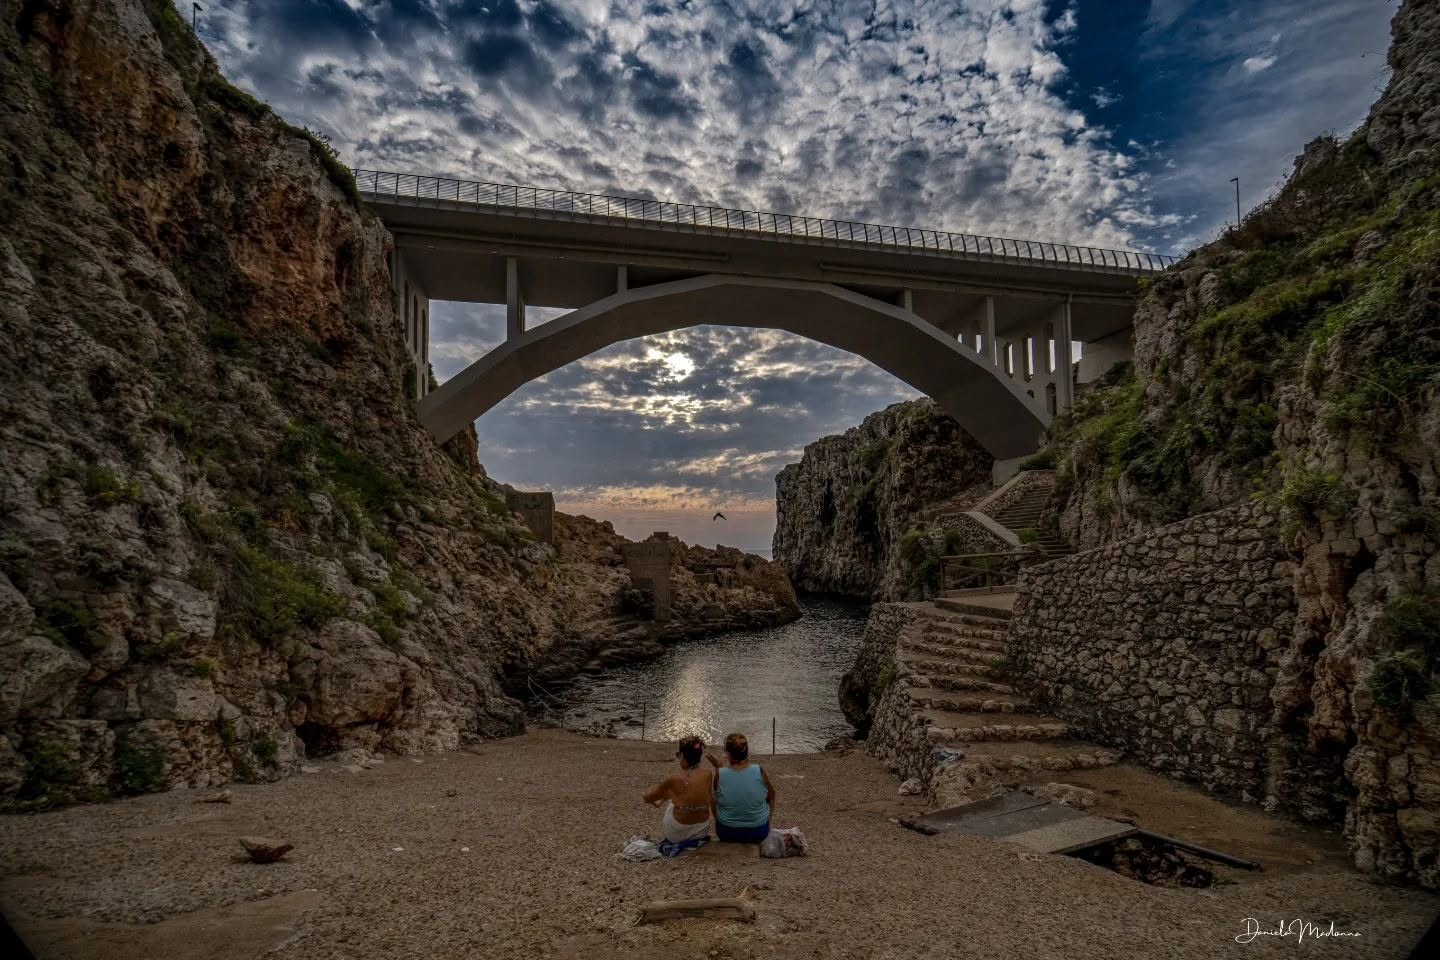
[[369, 178, 1158, 464]]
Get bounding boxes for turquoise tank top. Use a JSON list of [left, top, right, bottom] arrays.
[[716, 764, 769, 828]]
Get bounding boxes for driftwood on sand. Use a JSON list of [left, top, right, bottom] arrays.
[[637, 897, 757, 924]]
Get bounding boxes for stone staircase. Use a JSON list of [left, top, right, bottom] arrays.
[[866, 596, 1120, 803], [930, 470, 1072, 572], [987, 474, 1071, 559]]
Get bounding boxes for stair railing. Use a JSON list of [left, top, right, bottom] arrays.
[[938, 549, 1035, 593]]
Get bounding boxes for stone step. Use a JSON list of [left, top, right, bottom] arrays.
[[922, 672, 1017, 695], [919, 713, 1072, 743], [924, 599, 1015, 619], [899, 642, 1005, 669], [900, 638, 1007, 663], [929, 739, 1123, 775], [900, 634, 1006, 659], [916, 619, 1008, 642], [932, 598, 1015, 620], [898, 654, 1005, 682], [903, 687, 1034, 714]]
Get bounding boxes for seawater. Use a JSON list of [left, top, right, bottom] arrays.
[[546, 597, 868, 753]]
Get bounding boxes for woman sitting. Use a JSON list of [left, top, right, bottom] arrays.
[[707, 733, 775, 843], [642, 735, 714, 845]]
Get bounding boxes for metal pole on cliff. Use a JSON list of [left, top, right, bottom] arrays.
[[192, 4, 202, 32], [1231, 177, 1241, 227], [772, 717, 776, 756]]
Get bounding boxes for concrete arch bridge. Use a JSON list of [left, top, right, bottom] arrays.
[[357, 170, 1175, 470]]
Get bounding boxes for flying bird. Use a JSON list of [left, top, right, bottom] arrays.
[[713, 512, 727, 521]]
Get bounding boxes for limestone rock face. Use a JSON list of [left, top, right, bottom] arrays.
[[1038, 0, 1440, 888], [0, 0, 797, 808], [773, 400, 994, 600]]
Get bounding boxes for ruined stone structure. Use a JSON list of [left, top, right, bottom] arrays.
[[619, 539, 674, 622], [503, 491, 555, 544]]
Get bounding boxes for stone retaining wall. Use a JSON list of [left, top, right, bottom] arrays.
[[837, 603, 919, 736], [1007, 501, 1312, 809]]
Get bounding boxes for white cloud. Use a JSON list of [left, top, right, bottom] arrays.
[[1242, 54, 1277, 73], [199, 0, 1171, 253]]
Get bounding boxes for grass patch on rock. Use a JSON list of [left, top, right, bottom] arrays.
[[112, 729, 167, 796]]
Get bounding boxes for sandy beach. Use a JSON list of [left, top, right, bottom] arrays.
[[1, 729, 1435, 959]]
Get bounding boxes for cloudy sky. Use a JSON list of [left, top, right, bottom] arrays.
[[194, 0, 1397, 549]]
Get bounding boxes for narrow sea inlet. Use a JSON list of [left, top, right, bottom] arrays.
[[546, 597, 868, 752]]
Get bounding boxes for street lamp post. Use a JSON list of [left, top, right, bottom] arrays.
[[1230, 177, 1241, 227]]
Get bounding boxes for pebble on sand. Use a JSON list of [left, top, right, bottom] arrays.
[[239, 837, 294, 863]]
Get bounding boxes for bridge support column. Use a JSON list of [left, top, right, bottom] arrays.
[[1077, 327, 1133, 384], [392, 250, 431, 401], [506, 257, 526, 339], [983, 295, 999, 368], [1054, 298, 1075, 412], [616, 265, 629, 293]]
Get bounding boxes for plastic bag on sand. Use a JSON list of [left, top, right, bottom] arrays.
[[760, 827, 811, 859], [620, 836, 662, 862]]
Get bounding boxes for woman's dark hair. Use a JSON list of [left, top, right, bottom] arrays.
[[677, 736, 704, 768], [724, 733, 749, 762]]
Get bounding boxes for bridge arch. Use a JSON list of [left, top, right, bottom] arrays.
[[417, 274, 1051, 460]]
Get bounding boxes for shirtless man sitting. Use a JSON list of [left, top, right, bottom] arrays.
[[643, 735, 714, 844]]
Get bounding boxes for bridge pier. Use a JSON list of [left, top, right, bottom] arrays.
[[506, 257, 526, 338], [1078, 327, 1132, 384], [1054, 298, 1075, 412], [392, 249, 432, 401]]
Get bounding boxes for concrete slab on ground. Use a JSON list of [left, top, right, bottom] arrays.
[[908, 790, 1136, 854]]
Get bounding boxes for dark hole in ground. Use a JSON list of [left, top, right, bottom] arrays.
[[1071, 836, 1217, 888]]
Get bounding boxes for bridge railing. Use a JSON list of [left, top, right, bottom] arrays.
[[353, 169, 1178, 273]]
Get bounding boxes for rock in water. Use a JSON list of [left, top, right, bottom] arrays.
[[239, 837, 294, 864]]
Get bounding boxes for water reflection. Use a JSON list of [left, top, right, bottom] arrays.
[[545, 597, 868, 752]]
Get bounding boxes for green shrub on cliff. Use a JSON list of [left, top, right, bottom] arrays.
[[112, 730, 167, 796], [37, 598, 99, 655], [17, 739, 76, 809], [280, 422, 411, 518], [1377, 590, 1440, 651], [1016, 450, 1056, 471], [181, 502, 343, 646], [1362, 593, 1439, 719], [859, 439, 893, 473], [251, 735, 279, 766], [1279, 470, 1358, 525], [227, 544, 343, 645]]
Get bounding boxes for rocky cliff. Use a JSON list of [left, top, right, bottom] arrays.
[[1034, 0, 1440, 887], [0, 0, 795, 809], [772, 400, 994, 600]]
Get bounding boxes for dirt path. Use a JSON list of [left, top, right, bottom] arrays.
[[1, 730, 1434, 959]]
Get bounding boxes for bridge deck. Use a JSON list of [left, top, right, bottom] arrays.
[[354, 170, 1175, 287]]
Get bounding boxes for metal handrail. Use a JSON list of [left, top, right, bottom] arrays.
[[353, 168, 1179, 273]]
